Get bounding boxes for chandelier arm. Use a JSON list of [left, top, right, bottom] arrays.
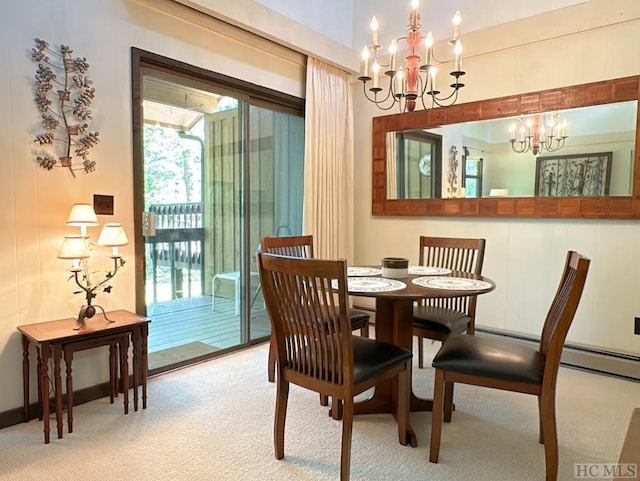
[[429, 52, 452, 65], [510, 140, 529, 154], [360, 83, 396, 110], [361, 80, 392, 103], [429, 85, 461, 108], [419, 90, 436, 111]]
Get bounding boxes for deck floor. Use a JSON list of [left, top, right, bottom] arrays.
[[146, 295, 271, 370]]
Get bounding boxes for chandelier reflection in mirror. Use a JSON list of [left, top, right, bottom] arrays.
[[358, 0, 465, 113], [509, 112, 568, 155]]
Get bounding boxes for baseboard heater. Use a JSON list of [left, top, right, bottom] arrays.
[[477, 327, 640, 382], [352, 305, 639, 382]]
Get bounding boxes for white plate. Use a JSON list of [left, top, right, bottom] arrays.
[[332, 277, 407, 293], [408, 266, 452, 276], [348, 266, 382, 277], [412, 276, 493, 291]]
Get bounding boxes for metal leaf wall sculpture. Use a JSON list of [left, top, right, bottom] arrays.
[[32, 38, 100, 177]]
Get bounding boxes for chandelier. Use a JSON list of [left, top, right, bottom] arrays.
[[509, 112, 568, 155], [358, 0, 465, 113]]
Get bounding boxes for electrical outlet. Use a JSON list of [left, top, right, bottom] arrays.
[[635, 317, 640, 335], [93, 194, 114, 215]]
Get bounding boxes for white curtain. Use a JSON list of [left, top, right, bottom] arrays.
[[303, 57, 354, 261]]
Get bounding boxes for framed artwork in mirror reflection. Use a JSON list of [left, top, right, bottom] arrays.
[[535, 152, 612, 197]]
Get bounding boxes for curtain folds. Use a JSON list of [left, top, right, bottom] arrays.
[[303, 58, 354, 261]]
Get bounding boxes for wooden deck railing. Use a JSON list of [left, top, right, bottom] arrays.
[[145, 202, 204, 302]]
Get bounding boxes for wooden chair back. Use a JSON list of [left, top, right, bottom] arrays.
[[257, 252, 353, 388], [539, 251, 590, 385], [260, 235, 314, 258], [418, 236, 486, 327]]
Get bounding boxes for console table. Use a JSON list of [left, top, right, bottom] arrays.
[[18, 310, 150, 444]]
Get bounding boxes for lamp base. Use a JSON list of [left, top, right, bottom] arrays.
[[74, 304, 114, 330]]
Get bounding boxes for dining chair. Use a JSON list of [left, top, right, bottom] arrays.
[[429, 250, 590, 481], [261, 235, 370, 385], [257, 252, 412, 481], [413, 236, 486, 368]]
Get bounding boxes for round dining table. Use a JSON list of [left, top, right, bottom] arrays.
[[345, 267, 496, 447]]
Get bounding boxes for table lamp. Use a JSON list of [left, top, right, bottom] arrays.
[[58, 205, 128, 330], [66, 203, 99, 237]]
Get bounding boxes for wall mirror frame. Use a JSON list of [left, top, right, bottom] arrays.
[[372, 76, 640, 218]]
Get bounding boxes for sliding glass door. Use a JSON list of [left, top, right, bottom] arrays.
[[132, 49, 304, 373], [248, 105, 305, 341]]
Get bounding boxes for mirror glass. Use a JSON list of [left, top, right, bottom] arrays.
[[387, 100, 637, 199]]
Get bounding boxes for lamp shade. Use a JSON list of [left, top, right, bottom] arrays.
[[57, 235, 90, 259], [97, 223, 129, 247], [66, 203, 99, 227]]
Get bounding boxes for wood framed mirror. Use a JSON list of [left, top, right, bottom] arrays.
[[372, 76, 640, 218]]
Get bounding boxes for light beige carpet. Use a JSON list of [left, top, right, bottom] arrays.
[[0, 341, 638, 481], [149, 342, 219, 370]]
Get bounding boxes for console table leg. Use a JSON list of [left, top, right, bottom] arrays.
[[64, 348, 74, 433], [132, 328, 140, 412], [41, 342, 50, 444], [141, 323, 149, 409], [21, 336, 30, 422], [53, 344, 63, 439], [120, 335, 130, 414]]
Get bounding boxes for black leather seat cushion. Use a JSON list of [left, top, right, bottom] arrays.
[[348, 308, 370, 331], [432, 334, 544, 385], [413, 305, 471, 334], [352, 336, 412, 385]]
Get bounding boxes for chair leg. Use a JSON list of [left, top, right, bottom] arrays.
[[360, 325, 369, 338], [396, 363, 410, 446], [539, 392, 559, 481], [330, 397, 343, 420], [320, 394, 329, 406], [268, 334, 276, 383], [274, 378, 290, 460], [417, 336, 424, 368], [538, 395, 544, 444], [443, 381, 454, 422], [430, 369, 445, 463], [340, 397, 354, 481]]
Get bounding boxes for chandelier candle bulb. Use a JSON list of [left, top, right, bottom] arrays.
[[395, 71, 405, 95], [425, 32, 433, 66], [389, 38, 397, 71], [371, 16, 379, 46], [428, 66, 437, 92], [372, 61, 380, 89], [453, 40, 463, 72], [453, 11, 461, 41], [361, 46, 370, 77]]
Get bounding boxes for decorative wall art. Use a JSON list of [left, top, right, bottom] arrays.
[[446, 145, 459, 198], [534, 152, 612, 197], [32, 38, 100, 177]]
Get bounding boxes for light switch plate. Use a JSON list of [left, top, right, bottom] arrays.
[[93, 194, 114, 215]]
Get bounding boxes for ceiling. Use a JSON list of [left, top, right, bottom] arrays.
[[353, 0, 589, 49], [143, 77, 221, 131]]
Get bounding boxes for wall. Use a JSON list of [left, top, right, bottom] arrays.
[[0, 0, 313, 414], [352, 1, 640, 359], [3, 0, 640, 418]]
